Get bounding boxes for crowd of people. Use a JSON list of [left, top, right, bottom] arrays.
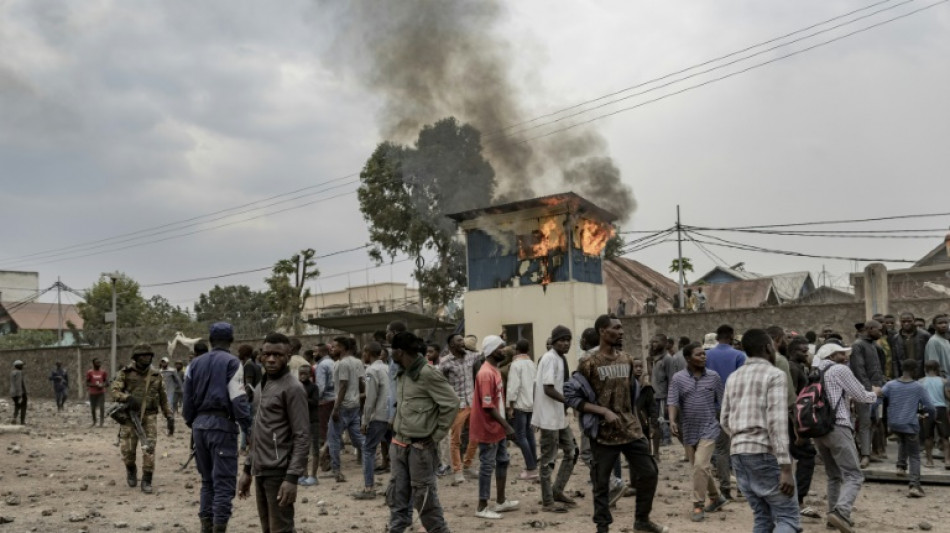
[[7, 309, 950, 533]]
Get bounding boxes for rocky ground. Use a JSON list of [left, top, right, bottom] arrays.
[[1, 399, 948, 532]]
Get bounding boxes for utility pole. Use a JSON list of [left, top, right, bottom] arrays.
[[101, 272, 119, 379], [56, 276, 63, 344], [676, 205, 685, 309]]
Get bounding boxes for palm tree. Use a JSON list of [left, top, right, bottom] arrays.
[[669, 257, 694, 284]]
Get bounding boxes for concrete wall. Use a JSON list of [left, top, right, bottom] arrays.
[[620, 296, 950, 361], [465, 281, 607, 367], [0, 271, 40, 302]]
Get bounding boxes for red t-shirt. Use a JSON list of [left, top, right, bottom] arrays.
[[470, 363, 506, 443], [86, 369, 108, 395]]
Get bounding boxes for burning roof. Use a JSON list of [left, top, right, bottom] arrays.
[[447, 192, 618, 224]]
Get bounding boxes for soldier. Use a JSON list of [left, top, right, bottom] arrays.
[[111, 344, 174, 494]]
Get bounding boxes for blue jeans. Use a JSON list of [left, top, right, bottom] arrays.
[[328, 406, 365, 472], [362, 420, 389, 488], [478, 439, 510, 502], [512, 410, 537, 470], [193, 429, 239, 525], [731, 454, 801, 533]]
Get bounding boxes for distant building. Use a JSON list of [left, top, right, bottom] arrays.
[[851, 240, 950, 299], [301, 282, 421, 320], [0, 271, 39, 302], [0, 301, 84, 345], [694, 263, 815, 304]]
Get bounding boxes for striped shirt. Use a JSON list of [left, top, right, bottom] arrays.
[[815, 359, 877, 430], [438, 350, 479, 408], [880, 379, 935, 434], [720, 358, 791, 465], [667, 368, 722, 445]]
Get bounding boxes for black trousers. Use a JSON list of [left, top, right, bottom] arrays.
[[591, 438, 658, 532], [254, 475, 295, 533], [90, 393, 105, 423], [12, 395, 27, 424]]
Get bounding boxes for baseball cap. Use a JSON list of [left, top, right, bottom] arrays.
[[209, 322, 234, 342], [816, 341, 851, 361], [481, 335, 505, 358], [703, 333, 717, 349]]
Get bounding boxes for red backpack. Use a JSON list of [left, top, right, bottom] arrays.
[[794, 366, 842, 439]]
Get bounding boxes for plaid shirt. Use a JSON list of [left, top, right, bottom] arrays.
[[438, 349, 479, 409], [815, 358, 878, 429], [720, 357, 791, 465]]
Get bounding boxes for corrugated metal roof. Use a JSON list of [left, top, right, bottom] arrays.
[[0, 301, 84, 331], [604, 257, 678, 314], [694, 278, 779, 310]]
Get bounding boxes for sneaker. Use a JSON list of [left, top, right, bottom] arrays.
[[453, 473, 466, 485], [436, 464, 451, 477], [351, 489, 376, 500], [463, 467, 479, 478], [608, 483, 624, 507], [826, 509, 854, 533], [859, 456, 870, 469], [908, 486, 925, 498], [334, 471, 346, 483], [896, 467, 907, 477], [541, 503, 568, 513], [691, 503, 705, 522], [491, 499, 519, 512], [553, 491, 577, 508], [623, 486, 636, 498], [298, 476, 316, 486], [474, 508, 502, 519], [518, 470, 539, 481], [800, 506, 821, 518], [704, 495, 728, 513], [633, 520, 669, 533]]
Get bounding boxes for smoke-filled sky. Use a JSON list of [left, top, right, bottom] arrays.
[[2, 0, 949, 311]]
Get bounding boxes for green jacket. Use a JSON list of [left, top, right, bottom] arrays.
[[111, 364, 170, 418], [393, 356, 458, 444]]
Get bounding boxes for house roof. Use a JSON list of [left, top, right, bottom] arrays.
[[794, 286, 855, 304], [695, 264, 759, 284], [603, 257, 678, 313], [305, 310, 455, 335], [913, 241, 950, 268], [694, 278, 779, 310], [770, 271, 813, 302], [0, 301, 84, 330], [446, 192, 618, 223]]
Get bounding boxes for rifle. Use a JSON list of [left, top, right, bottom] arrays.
[[178, 433, 196, 472], [106, 402, 154, 454]]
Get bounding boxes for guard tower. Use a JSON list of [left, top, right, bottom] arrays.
[[448, 192, 617, 363]]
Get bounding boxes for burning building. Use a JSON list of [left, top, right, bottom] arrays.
[[448, 192, 617, 363]]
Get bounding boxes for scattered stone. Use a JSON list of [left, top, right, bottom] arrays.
[[919, 522, 932, 531], [4, 495, 20, 506], [0, 516, 13, 524], [184, 482, 194, 489], [79, 483, 88, 491], [68, 512, 87, 522], [136, 522, 154, 531], [107, 480, 116, 486], [41, 509, 53, 516]]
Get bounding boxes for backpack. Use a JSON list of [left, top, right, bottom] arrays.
[[794, 366, 842, 439]]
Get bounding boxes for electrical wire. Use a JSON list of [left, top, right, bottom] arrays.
[[686, 230, 916, 263], [697, 211, 950, 230], [685, 227, 945, 239], [510, 0, 949, 146]]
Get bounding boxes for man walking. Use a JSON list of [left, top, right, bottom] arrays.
[[10, 360, 26, 425], [668, 342, 727, 522], [353, 341, 391, 499], [813, 340, 880, 532], [238, 332, 310, 533], [111, 344, 173, 494], [49, 362, 68, 412], [787, 337, 819, 518], [575, 315, 667, 533], [438, 333, 481, 484], [387, 331, 458, 533], [314, 343, 335, 471], [86, 358, 108, 427], [924, 315, 950, 377], [720, 329, 800, 533], [851, 320, 885, 468], [705, 324, 746, 500], [160, 357, 184, 416], [533, 325, 577, 512], [506, 339, 538, 481], [183, 322, 253, 533], [328, 336, 365, 482]]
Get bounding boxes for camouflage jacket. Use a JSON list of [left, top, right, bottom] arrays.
[[111, 364, 170, 418]]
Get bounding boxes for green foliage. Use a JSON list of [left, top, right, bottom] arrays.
[[0, 329, 60, 350], [265, 249, 319, 335], [194, 284, 276, 337], [669, 257, 694, 284], [358, 117, 495, 308], [604, 232, 625, 260]]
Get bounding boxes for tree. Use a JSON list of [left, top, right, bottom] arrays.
[[0, 330, 59, 350], [78, 273, 149, 346], [358, 117, 495, 308], [265, 249, 319, 335], [194, 284, 276, 337], [604, 232, 625, 260], [142, 295, 195, 335], [669, 257, 694, 284]]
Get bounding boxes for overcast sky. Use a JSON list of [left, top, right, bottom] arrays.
[[2, 0, 948, 312]]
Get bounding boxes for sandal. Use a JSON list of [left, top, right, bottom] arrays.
[[691, 504, 705, 522]]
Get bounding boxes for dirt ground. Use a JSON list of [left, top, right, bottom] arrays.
[[1, 399, 948, 533]]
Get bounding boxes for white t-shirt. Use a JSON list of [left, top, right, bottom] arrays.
[[532, 349, 568, 430]]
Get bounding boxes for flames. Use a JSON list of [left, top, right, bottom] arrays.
[[575, 218, 615, 256], [518, 217, 567, 260]]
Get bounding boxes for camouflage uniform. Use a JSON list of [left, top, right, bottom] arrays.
[[111, 361, 170, 473]]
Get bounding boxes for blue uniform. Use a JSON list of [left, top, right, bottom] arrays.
[[183, 348, 251, 526]]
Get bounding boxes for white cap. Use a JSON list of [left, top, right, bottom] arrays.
[[161, 357, 170, 363], [815, 342, 851, 361], [481, 335, 505, 358], [702, 333, 717, 349]]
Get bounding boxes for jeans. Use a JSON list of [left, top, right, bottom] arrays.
[[714, 428, 733, 492], [512, 410, 537, 470], [386, 441, 448, 533], [590, 438, 658, 532], [731, 453, 801, 533], [538, 427, 575, 504], [254, 475, 295, 533], [363, 420, 390, 488], [194, 429, 239, 525], [895, 431, 922, 487], [814, 425, 864, 522], [90, 393, 105, 424], [855, 403, 872, 457], [450, 407, 478, 472], [328, 406, 365, 472], [478, 439, 510, 502], [308, 420, 321, 477], [689, 439, 719, 503]]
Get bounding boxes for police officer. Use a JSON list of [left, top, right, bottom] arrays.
[[183, 322, 252, 533], [111, 344, 173, 494]]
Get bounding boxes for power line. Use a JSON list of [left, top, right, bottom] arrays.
[[694, 210, 950, 230], [510, 0, 948, 146], [693, 227, 947, 235], [490, 0, 916, 141], [486, 0, 902, 137], [686, 230, 916, 263]]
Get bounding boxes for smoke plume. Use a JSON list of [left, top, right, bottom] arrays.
[[313, 0, 635, 222]]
